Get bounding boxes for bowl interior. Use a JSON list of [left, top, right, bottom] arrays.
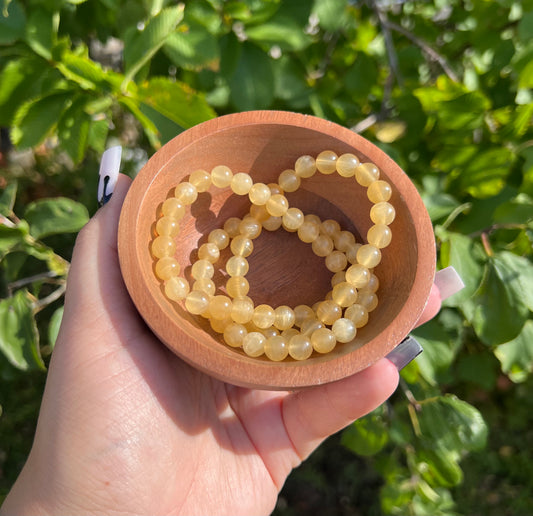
[[118, 111, 435, 389]]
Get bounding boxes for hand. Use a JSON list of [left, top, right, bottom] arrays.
[[1, 175, 443, 516]]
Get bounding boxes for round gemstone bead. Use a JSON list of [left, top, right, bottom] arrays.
[[332, 318, 356, 343], [331, 282, 358, 307], [185, 290, 209, 315], [298, 221, 320, 243], [208, 228, 230, 250], [249, 204, 270, 222], [211, 165, 233, 188], [262, 216, 283, 231], [316, 300, 342, 325], [209, 295, 232, 320], [243, 332, 266, 357], [174, 182, 198, 205], [273, 305, 296, 330], [249, 183, 271, 205], [294, 305, 315, 327], [325, 250, 348, 273], [281, 328, 299, 341], [156, 216, 180, 237], [193, 278, 216, 296], [367, 180, 392, 203], [312, 235, 334, 257], [161, 198, 186, 220], [266, 194, 289, 217], [316, 150, 338, 174], [331, 271, 346, 287], [367, 273, 379, 293], [262, 327, 279, 339], [210, 317, 231, 333], [155, 256, 180, 280], [294, 155, 316, 178], [230, 235, 253, 257], [226, 256, 249, 277], [223, 323, 247, 348], [231, 296, 254, 324], [282, 207, 304, 232], [230, 172, 253, 195], [320, 219, 341, 237], [278, 169, 301, 192], [345, 263, 370, 288], [370, 202, 396, 225], [336, 153, 360, 177], [367, 224, 392, 248], [357, 244, 382, 268], [289, 334, 313, 361], [334, 231, 356, 252], [301, 318, 324, 336], [345, 243, 362, 264], [164, 276, 190, 301], [239, 216, 262, 239], [223, 217, 242, 238], [311, 328, 336, 353], [226, 276, 250, 298], [198, 242, 220, 263], [189, 169, 211, 192], [344, 304, 369, 327], [151, 235, 176, 258], [264, 336, 289, 361], [191, 259, 214, 280], [268, 183, 284, 196], [304, 214, 322, 225], [357, 290, 379, 311], [355, 162, 380, 186], [253, 304, 275, 329]]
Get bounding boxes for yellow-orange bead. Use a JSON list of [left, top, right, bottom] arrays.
[[239, 216, 262, 239], [367, 180, 392, 203], [262, 327, 279, 339], [320, 219, 341, 237], [192, 278, 216, 296], [211, 165, 233, 188], [156, 216, 180, 237], [282, 207, 304, 232], [210, 316, 231, 333], [304, 214, 322, 225], [294, 155, 316, 178], [264, 336, 289, 361], [231, 296, 254, 324], [298, 221, 320, 243], [268, 183, 284, 196], [262, 216, 282, 231], [345, 243, 362, 264], [223, 323, 247, 348], [282, 328, 299, 340], [316, 150, 338, 174], [243, 332, 266, 357], [357, 290, 379, 311], [161, 198, 186, 220], [224, 217, 242, 237], [325, 250, 348, 273], [155, 256, 180, 280], [208, 228, 230, 250], [151, 235, 176, 258], [312, 235, 334, 257], [301, 318, 324, 336], [174, 182, 198, 205], [344, 304, 369, 328], [189, 169, 211, 192], [355, 162, 380, 186], [331, 282, 358, 307], [248, 183, 271, 205], [226, 256, 249, 277], [357, 244, 382, 268], [185, 290, 209, 314], [289, 334, 313, 360], [336, 153, 360, 177], [345, 263, 370, 288], [226, 276, 250, 298], [266, 194, 289, 217], [231, 235, 253, 257], [230, 173, 253, 195], [370, 202, 396, 225], [367, 224, 392, 248], [316, 300, 342, 325], [278, 169, 301, 192], [367, 273, 379, 293], [164, 276, 190, 301], [252, 304, 275, 329], [331, 271, 346, 287], [294, 305, 315, 327], [191, 259, 214, 280], [209, 295, 232, 320], [332, 318, 356, 343], [311, 328, 336, 353], [249, 204, 270, 222], [273, 305, 296, 330], [198, 242, 220, 263], [334, 231, 356, 252]]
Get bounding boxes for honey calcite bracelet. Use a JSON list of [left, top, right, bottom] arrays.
[[150, 151, 396, 361]]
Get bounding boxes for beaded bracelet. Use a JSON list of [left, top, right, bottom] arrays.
[[150, 151, 395, 361]]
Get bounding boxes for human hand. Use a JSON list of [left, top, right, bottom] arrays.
[[1, 174, 449, 516]]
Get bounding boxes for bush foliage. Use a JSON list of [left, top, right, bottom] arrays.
[[1, 0, 532, 514]]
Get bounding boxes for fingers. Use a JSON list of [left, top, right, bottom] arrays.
[[282, 358, 399, 461], [415, 282, 442, 327]]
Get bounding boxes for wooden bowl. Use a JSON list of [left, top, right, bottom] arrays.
[[118, 111, 435, 389]]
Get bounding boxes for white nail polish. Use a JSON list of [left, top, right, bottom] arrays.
[[435, 266, 465, 300], [98, 146, 122, 205]]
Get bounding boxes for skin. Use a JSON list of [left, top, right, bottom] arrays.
[[0, 175, 441, 516]]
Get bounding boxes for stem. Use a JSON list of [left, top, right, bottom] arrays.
[[8, 271, 60, 291], [33, 282, 66, 313], [481, 232, 493, 257]]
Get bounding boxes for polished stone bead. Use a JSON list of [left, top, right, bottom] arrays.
[[367, 224, 392, 248], [239, 216, 262, 239], [155, 256, 180, 280], [312, 235, 334, 257], [226, 256, 249, 277], [278, 169, 301, 192], [357, 244, 382, 268], [332, 318, 356, 343], [198, 242, 220, 263], [208, 228, 230, 250], [230, 173, 253, 195], [231, 235, 254, 257], [226, 276, 250, 298], [294, 305, 315, 327], [209, 295, 232, 320], [262, 327, 279, 339], [331, 271, 346, 287], [331, 281, 358, 307], [316, 150, 338, 174], [210, 316, 232, 333], [304, 214, 322, 225], [161, 198, 186, 220], [300, 318, 324, 336], [345, 263, 370, 288], [336, 153, 360, 177], [367, 273, 379, 293], [282, 207, 304, 232], [192, 278, 216, 296], [253, 304, 276, 329], [248, 183, 271, 205], [231, 296, 254, 324], [289, 334, 313, 360], [185, 290, 209, 314], [223, 323, 247, 348], [156, 216, 180, 237], [189, 169, 212, 192], [243, 332, 266, 357], [264, 336, 289, 361], [281, 328, 300, 340], [320, 219, 341, 237], [249, 204, 270, 222], [370, 202, 396, 225], [334, 231, 356, 252], [344, 304, 369, 327], [174, 182, 198, 205], [311, 328, 336, 353], [367, 180, 392, 203], [266, 194, 289, 217], [357, 289, 379, 311], [191, 259, 214, 280], [345, 243, 362, 264], [223, 216, 242, 238], [325, 250, 348, 273], [151, 235, 176, 258], [294, 155, 316, 178], [316, 300, 342, 325], [268, 183, 284, 196], [262, 216, 283, 231], [211, 165, 233, 188], [164, 276, 190, 301], [274, 305, 296, 330], [355, 162, 380, 186], [298, 220, 320, 243]]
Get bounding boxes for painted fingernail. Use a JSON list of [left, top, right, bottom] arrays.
[[97, 146, 122, 206], [386, 336, 423, 370], [435, 266, 465, 301]]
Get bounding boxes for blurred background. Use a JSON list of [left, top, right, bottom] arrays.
[[1, 0, 532, 514]]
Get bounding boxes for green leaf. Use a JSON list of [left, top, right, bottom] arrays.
[[455, 351, 499, 390], [58, 51, 111, 91], [0, 182, 17, 216], [11, 92, 73, 149], [494, 320, 533, 382], [493, 194, 533, 225], [123, 5, 184, 84], [0, 0, 26, 45], [0, 222, 29, 259], [416, 446, 463, 487], [47, 305, 63, 350], [229, 42, 274, 110], [25, 7, 55, 59], [311, 0, 349, 31], [273, 55, 312, 109], [24, 197, 89, 239], [0, 289, 45, 371], [341, 405, 389, 456], [344, 53, 379, 99], [518, 10, 533, 43], [57, 96, 91, 163], [87, 118, 109, 154], [471, 253, 531, 345]]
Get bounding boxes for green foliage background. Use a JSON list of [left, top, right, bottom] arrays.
[[1, 0, 532, 514]]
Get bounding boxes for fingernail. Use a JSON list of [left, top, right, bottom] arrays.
[[98, 146, 122, 206], [386, 336, 423, 370], [435, 266, 465, 301]]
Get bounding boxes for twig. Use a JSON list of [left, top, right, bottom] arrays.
[[33, 283, 66, 313], [8, 271, 60, 291]]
